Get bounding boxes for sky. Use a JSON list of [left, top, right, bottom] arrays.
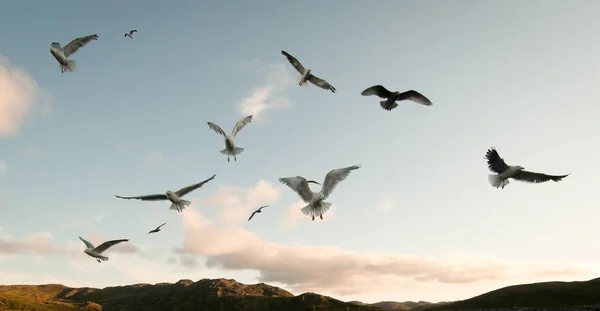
[[1, 0, 600, 304]]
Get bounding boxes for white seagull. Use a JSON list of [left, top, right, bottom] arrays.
[[281, 50, 336, 93], [49, 34, 99, 73], [248, 205, 268, 221], [207, 115, 253, 162], [124, 30, 138, 39], [114, 174, 216, 212], [485, 147, 570, 189], [279, 165, 361, 221], [147, 222, 166, 234], [79, 236, 129, 263], [361, 85, 433, 111]]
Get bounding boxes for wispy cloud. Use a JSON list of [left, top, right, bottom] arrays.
[[237, 61, 296, 120], [0, 232, 62, 255], [0, 159, 6, 174], [0, 56, 49, 138], [376, 198, 394, 212], [145, 150, 164, 166]]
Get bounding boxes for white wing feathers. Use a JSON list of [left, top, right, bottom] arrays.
[[279, 177, 314, 203], [231, 115, 253, 138], [207, 122, 227, 137], [79, 236, 95, 249], [321, 165, 361, 199], [63, 34, 99, 58]]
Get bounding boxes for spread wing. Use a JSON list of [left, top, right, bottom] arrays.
[[279, 177, 314, 203], [207, 122, 227, 137], [93, 239, 129, 254], [130, 30, 138, 34], [156, 222, 166, 229], [79, 236, 95, 249], [321, 165, 361, 199], [231, 115, 253, 138], [114, 194, 168, 201], [175, 174, 216, 197], [308, 74, 336, 93], [361, 85, 393, 99], [513, 171, 570, 184], [485, 148, 510, 174], [397, 90, 433, 106], [62, 34, 99, 58], [281, 50, 306, 74], [257, 205, 268, 211], [248, 211, 258, 221]]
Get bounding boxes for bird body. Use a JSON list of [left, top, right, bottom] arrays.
[[279, 165, 360, 221], [79, 236, 128, 263], [148, 222, 166, 234], [208, 115, 253, 162], [248, 205, 268, 221], [125, 30, 138, 39], [361, 85, 432, 111], [484, 147, 569, 189], [49, 34, 98, 73], [114, 174, 216, 212], [281, 50, 336, 93]]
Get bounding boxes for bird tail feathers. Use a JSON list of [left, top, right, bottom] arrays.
[[99, 255, 109, 261], [220, 147, 244, 156], [380, 100, 398, 111], [488, 174, 510, 189], [169, 200, 191, 212], [62, 60, 76, 72], [300, 201, 332, 218]]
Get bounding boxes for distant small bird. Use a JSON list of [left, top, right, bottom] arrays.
[[281, 50, 336, 93], [248, 205, 268, 221], [279, 165, 361, 221], [79, 236, 129, 263], [49, 34, 99, 73], [361, 85, 433, 111], [207, 115, 253, 162], [114, 174, 216, 212], [485, 147, 570, 189], [147, 222, 166, 234], [124, 30, 138, 39]]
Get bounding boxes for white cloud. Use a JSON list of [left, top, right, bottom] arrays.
[[376, 198, 394, 212], [237, 61, 295, 120], [175, 181, 600, 297], [0, 159, 6, 174], [0, 232, 62, 255], [145, 150, 164, 166], [0, 56, 48, 138]]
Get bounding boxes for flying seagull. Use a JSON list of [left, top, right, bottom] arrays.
[[281, 50, 336, 93], [279, 165, 360, 221], [49, 34, 99, 73], [207, 115, 252, 162], [79, 236, 129, 263], [248, 205, 268, 221], [147, 222, 166, 234], [124, 30, 138, 39], [114, 174, 216, 212], [361, 85, 433, 111], [485, 147, 570, 189]]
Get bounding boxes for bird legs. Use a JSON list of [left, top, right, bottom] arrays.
[[226, 156, 237, 162], [311, 213, 324, 221], [96, 258, 102, 263]]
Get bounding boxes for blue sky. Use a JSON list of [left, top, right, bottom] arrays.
[[1, 0, 600, 303]]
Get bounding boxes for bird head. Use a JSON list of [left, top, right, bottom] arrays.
[[50, 42, 61, 48], [307, 180, 321, 185], [518, 166, 525, 170]]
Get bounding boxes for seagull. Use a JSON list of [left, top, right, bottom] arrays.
[[248, 205, 268, 221], [49, 34, 99, 73], [281, 50, 336, 93], [279, 165, 360, 221], [147, 222, 166, 234], [361, 85, 433, 111], [124, 30, 138, 39], [114, 174, 216, 212], [207, 115, 253, 162], [485, 147, 570, 189], [79, 236, 129, 263]]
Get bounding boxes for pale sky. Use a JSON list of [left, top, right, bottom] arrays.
[[1, 0, 600, 304]]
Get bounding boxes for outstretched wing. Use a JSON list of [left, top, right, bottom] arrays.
[[281, 50, 306, 74], [321, 165, 361, 199], [175, 174, 216, 197], [156, 222, 166, 229], [513, 171, 570, 184], [257, 205, 268, 211], [114, 194, 168, 201], [361, 85, 393, 99], [130, 30, 138, 34], [93, 239, 129, 254], [248, 211, 257, 221], [207, 122, 227, 137], [79, 236, 95, 249], [63, 34, 99, 58], [231, 115, 253, 138], [397, 90, 433, 106], [279, 177, 314, 203], [308, 74, 336, 93], [485, 148, 510, 174]]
